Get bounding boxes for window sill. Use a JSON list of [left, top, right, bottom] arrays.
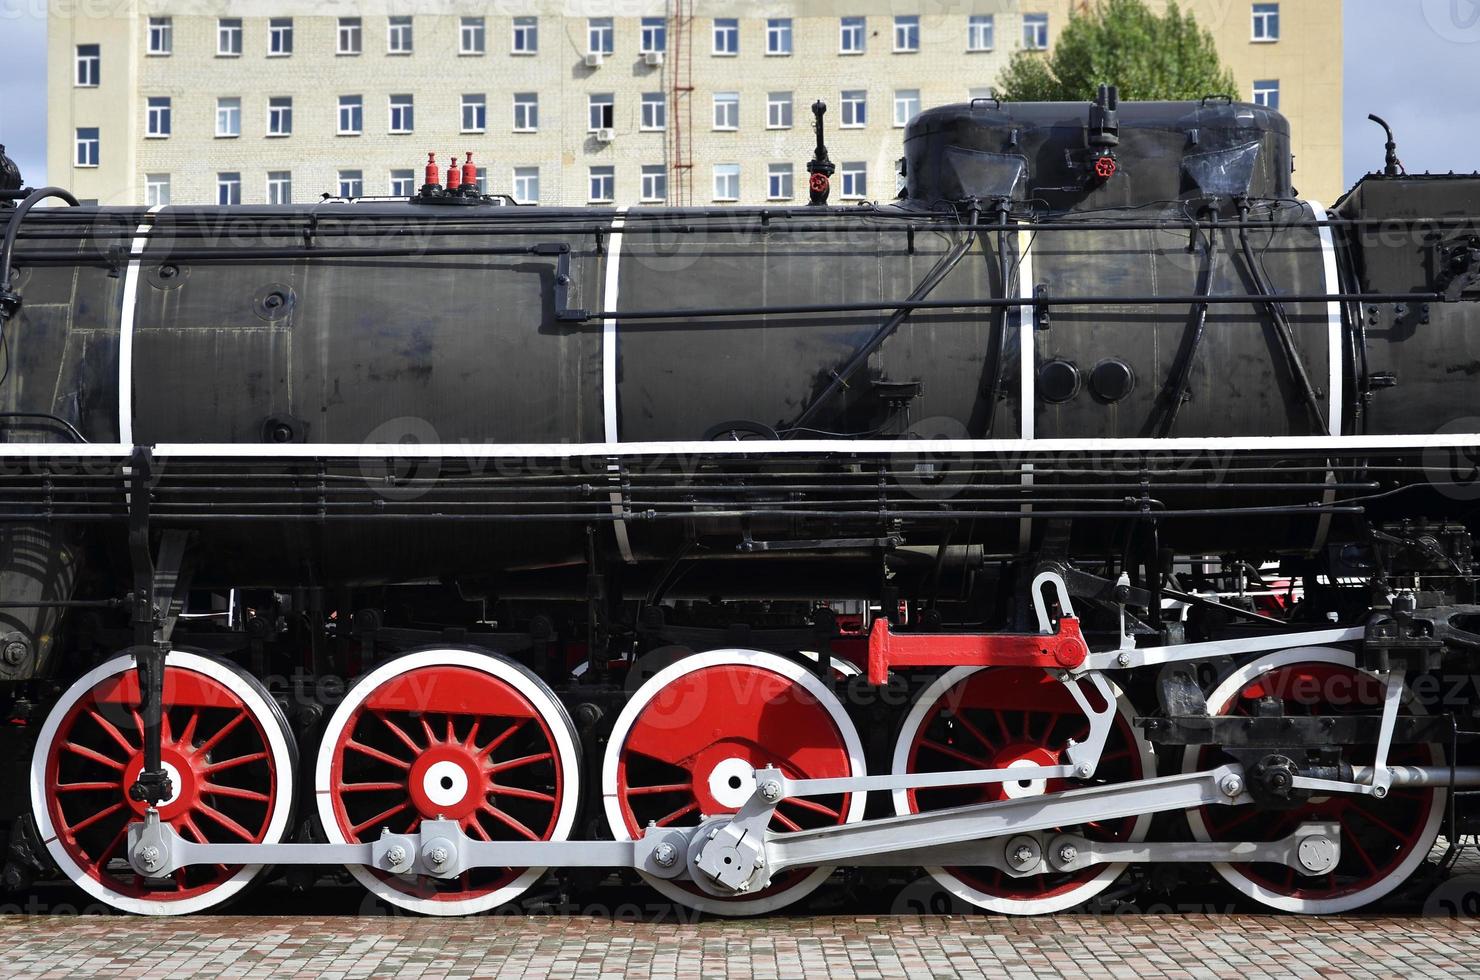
[[215, 134, 240, 139], [336, 132, 362, 137], [639, 127, 666, 133], [75, 164, 99, 170], [713, 198, 739, 203], [765, 51, 792, 56], [513, 128, 538, 134], [459, 51, 485, 57], [386, 51, 413, 56], [713, 127, 738, 132], [146, 51, 171, 57], [388, 131, 414, 136], [966, 47, 993, 53], [267, 53, 291, 58], [336, 52, 361, 57], [765, 125, 792, 131], [838, 50, 864, 55], [145, 134, 170, 140], [1251, 37, 1279, 43], [711, 51, 738, 57], [511, 50, 538, 56], [461, 130, 487, 136], [841, 124, 866, 130], [215, 53, 241, 58], [893, 48, 919, 54], [265, 133, 291, 139]]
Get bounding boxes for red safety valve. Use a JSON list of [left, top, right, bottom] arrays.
[[462, 152, 477, 190], [1093, 155, 1118, 180], [447, 156, 462, 190], [424, 152, 440, 188], [867, 616, 1089, 685]]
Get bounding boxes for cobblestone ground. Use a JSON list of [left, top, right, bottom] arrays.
[[0, 912, 1478, 979]]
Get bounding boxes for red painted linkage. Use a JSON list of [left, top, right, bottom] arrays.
[[867, 616, 1089, 685]]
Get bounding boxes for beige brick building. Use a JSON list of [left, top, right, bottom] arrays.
[[46, 1, 1344, 208]]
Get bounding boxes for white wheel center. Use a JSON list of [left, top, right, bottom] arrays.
[[999, 757, 1047, 799], [159, 761, 183, 806], [423, 760, 470, 807], [707, 757, 758, 809]]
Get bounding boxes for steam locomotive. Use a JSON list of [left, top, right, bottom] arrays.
[[3, 89, 1480, 917]]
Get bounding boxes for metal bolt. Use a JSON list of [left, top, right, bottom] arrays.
[[1057, 844, 1078, 865], [2, 640, 28, 667], [385, 845, 407, 868], [759, 781, 782, 803], [137, 845, 161, 870], [1075, 763, 1092, 778], [1012, 845, 1034, 865], [1220, 775, 1244, 797], [653, 842, 678, 868], [1116, 652, 1131, 668], [1372, 785, 1388, 799], [429, 845, 450, 867]]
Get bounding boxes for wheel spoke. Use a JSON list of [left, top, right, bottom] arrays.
[[919, 739, 992, 769], [481, 802, 541, 841], [350, 802, 409, 837], [202, 782, 271, 803], [420, 716, 438, 746], [339, 781, 406, 793], [1346, 801, 1408, 841], [67, 801, 125, 834], [179, 710, 200, 749], [194, 710, 247, 757], [196, 802, 260, 842], [624, 781, 693, 796], [373, 712, 423, 755], [347, 739, 412, 769], [654, 801, 700, 827], [784, 796, 840, 819], [203, 751, 269, 775], [477, 720, 525, 758], [950, 710, 995, 755], [62, 741, 126, 771], [86, 709, 137, 756], [488, 784, 556, 804], [486, 751, 552, 775], [772, 809, 803, 833], [56, 780, 123, 793]]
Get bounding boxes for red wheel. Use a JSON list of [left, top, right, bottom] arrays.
[[891, 667, 1154, 914], [602, 650, 866, 915], [316, 649, 580, 915], [1184, 648, 1444, 912], [31, 651, 296, 915]]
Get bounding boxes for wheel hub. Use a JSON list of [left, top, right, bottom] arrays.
[[992, 744, 1059, 799], [123, 749, 196, 821], [408, 745, 485, 821]]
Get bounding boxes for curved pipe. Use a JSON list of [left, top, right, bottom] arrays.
[[2, 187, 81, 294]]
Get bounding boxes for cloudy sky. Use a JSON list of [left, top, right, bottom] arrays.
[[2, 1, 1479, 191]]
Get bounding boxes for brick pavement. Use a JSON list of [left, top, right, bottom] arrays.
[[0, 913, 1476, 979]]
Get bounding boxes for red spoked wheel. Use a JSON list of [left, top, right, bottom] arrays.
[[1183, 647, 1444, 913], [31, 651, 296, 915], [315, 649, 581, 916], [891, 666, 1154, 914], [602, 649, 867, 915]]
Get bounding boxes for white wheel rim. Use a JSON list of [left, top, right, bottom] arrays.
[[315, 648, 580, 916], [602, 648, 867, 916], [1183, 646, 1446, 914], [30, 651, 296, 916], [891, 666, 1155, 915]]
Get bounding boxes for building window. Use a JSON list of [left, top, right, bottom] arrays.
[[387, 16, 413, 54], [767, 18, 792, 55], [713, 164, 740, 201], [588, 93, 614, 131], [841, 90, 866, 128], [338, 170, 363, 198], [767, 92, 793, 129], [217, 172, 241, 206], [894, 15, 919, 52], [513, 167, 540, 203], [767, 163, 793, 200], [1252, 79, 1280, 109], [641, 17, 666, 53], [461, 17, 485, 54], [641, 92, 666, 131], [338, 95, 363, 135], [589, 166, 615, 203], [145, 174, 171, 207], [461, 94, 487, 133], [641, 165, 667, 203], [840, 17, 865, 54], [269, 18, 293, 56], [512, 16, 538, 53], [390, 169, 416, 197], [338, 18, 361, 55], [968, 14, 994, 51], [1252, 3, 1280, 41], [267, 171, 292, 204], [588, 18, 613, 55], [146, 97, 171, 137], [713, 18, 738, 55], [147, 17, 172, 55], [713, 92, 739, 130], [1023, 13, 1049, 50], [474, 168, 488, 194], [75, 44, 100, 87], [217, 18, 241, 56], [74, 128, 99, 168], [267, 97, 293, 137], [893, 89, 920, 127], [513, 93, 539, 132], [840, 162, 867, 199], [389, 95, 414, 133], [216, 97, 241, 137]]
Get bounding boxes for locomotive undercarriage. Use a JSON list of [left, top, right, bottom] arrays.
[[7, 449, 1480, 917]]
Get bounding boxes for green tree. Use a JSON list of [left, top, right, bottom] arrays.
[[997, 0, 1237, 103]]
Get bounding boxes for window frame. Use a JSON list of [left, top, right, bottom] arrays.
[[460, 16, 486, 55], [767, 92, 793, 130], [215, 97, 242, 138], [839, 17, 865, 54], [1252, 3, 1280, 42], [640, 164, 667, 203], [144, 173, 171, 207], [1023, 13, 1049, 50], [512, 17, 539, 54], [840, 162, 867, 199], [512, 166, 540, 204], [147, 17, 172, 56], [893, 15, 919, 53], [767, 163, 793, 201], [640, 92, 667, 132], [267, 96, 293, 137], [840, 90, 867, 128], [389, 169, 417, 198], [766, 18, 792, 55], [713, 91, 740, 131], [967, 14, 994, 51], [513, 93, 539, 133], [268, 18, 293, 57], [713, 163, 740, 202], [216, 172, 242, 206], [388, 94, 415, 134], [75, 44, 100, 87], [712, 18, 739, 55], [266, 171, 293, 205], [461, 94, 487, 134], [893, 89, 920, 128], [588, 165, 615, 204], [74, 128, 100, 168], [588, 93, 615, 132], [640, 17, 667, 54], [588, 18, 614, 56], [337, 17, 362, 55], [1252, 79, 1280, 109], [337, 95, 364, 136], [337, 170, 364, 199], [387, 16, 414, 55], [217, 18, 242, 57]]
